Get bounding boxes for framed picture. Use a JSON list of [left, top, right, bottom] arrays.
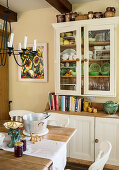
[[18, 43, 47, 82]]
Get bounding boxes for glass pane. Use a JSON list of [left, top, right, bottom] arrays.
[[88, 29, 110, 91], [60, 31, 77, 91]]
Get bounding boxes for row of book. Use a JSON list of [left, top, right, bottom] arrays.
[[48, 93, 84, 112]]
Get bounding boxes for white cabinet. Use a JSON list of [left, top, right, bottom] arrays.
[[52, 17, 119, 97], [95, 117, 119, 166], [69, 115, 94, 161], [48, 112, 69, 127]]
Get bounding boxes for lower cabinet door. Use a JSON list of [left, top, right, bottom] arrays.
[[69, 115, 94, 161], [95, 117, 119, 166]]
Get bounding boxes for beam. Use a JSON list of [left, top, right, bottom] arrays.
[[45, 0, 72, 13], [0, 4, 17, 22]]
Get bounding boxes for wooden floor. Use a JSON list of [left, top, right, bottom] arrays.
[[65, 162, 110, 170]]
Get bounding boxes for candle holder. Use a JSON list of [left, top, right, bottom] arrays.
[[4, 122, 23, 148]]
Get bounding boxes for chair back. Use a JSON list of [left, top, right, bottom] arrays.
[[89, 141, 112, 170], [9, 110, 34, 122]]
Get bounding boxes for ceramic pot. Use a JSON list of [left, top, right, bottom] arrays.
[[93, 12, 103, 18], [104, 7, 116, 17], [88, 11, 94, 19], [56, 14, 65, 23], [70, 12, 77, 21], [83, 101, 90, 112]]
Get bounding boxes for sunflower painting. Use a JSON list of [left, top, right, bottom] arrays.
[[18, 43, 47, 82]]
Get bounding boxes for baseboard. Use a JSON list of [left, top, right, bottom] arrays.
[[67, 157, 119, 170]]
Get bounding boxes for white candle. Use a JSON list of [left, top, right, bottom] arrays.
[[33, 40, 36, 51], [8, 42, 10, 47], [9, 33, 14, 47], [24, 36, 27, 49], [18, 43, 22, 51]]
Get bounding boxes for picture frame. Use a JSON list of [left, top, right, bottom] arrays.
[[18, 43, 47, 82]]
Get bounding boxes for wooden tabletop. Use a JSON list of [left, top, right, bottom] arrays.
[[0, 121, 76, 170]]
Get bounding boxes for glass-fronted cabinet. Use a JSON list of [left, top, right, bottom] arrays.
[[55, 27, 81, 95], [84, 25, 115, 96], [53, 20, 116, 97]]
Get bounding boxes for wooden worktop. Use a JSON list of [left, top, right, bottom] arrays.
[[46, 110, 119, 119], [0, 121, 76, 170]]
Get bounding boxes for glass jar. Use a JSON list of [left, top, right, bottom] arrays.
[[20, 136, 26, 151], [14, 142, 23, 157]]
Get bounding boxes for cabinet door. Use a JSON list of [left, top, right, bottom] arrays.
[[69, 115, 94, 161], [84, 24, 116, 97], [95, 117, 119, 166], [55, 26, 82, 96]]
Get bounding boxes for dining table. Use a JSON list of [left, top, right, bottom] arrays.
[[0, 120, 76, 170]]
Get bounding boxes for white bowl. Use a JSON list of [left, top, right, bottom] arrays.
[[0, 133, 5, 146], [105, 45, 110, 50], [94, 46, 104, 50]]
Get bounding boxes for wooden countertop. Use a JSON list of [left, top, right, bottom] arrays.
[[0, 121, 76, 170], [46, 110, 119, 119]]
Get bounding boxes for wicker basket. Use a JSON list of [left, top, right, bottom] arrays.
[[75, 15, 88, 21]]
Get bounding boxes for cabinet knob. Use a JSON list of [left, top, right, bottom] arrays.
[[76, 58, 80, 61], [84, 59, 88, 62], [95, 139, 99, 143]]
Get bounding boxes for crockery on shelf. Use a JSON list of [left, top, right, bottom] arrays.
[[89, 63, 101, 72], [101, 62, 110, 72], [103, 101, 118, 114], [60, 33, 65, 37], [94, 46, 104, 50], [65, 32, 73, 37], [89, 72, 99, 76], [88, 11, 94, 19], [64, 40, 70, 45], [62, 53, 69, 60], [56, 14, 65, 23], [104, 7, 116, 18], [105, 45, 110, 50], [93, 12, 103, 18], [65, 13, 71, 22]]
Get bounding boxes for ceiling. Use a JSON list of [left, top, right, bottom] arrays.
[[0, 0, 100, 13], [0, 0, 51, 13]]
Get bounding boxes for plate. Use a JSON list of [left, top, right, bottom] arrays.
[[89, 63, 101, 72], [60, 49, 76, 56], [101, 62, 110, 72], [23, 128, 49, 137]]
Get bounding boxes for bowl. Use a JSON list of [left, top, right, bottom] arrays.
[[105, 45, 110, 50], [103, 101, 118, 114], [0, 133, 5, 146], [89, 72, 99, 76], [94, 46, 104, 50], [101, 71, 110, 75], [23, 113, 49, 134]]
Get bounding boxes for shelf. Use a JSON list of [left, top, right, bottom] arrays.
[[60, 44, 76, 48], [81, 59, 110, 62], [82, 76, 110, 78], [61, 67, 76, 69], [89, 41, 110, 46], [61, 60, 76, 63], [61, 76, 76, 78], [60, 84, 76, 86]]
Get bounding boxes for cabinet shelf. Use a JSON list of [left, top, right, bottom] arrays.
[[89, 41, 110, 46], [60, 44, 76, 48], [81, 59, 110, 62], [61, 76, 76, 78], [61, 60, 76, 63], [61, 84, 76, 86]]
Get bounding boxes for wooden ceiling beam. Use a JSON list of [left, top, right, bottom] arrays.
[[0, 4, 17, 22], [45, 0, 72, 13]]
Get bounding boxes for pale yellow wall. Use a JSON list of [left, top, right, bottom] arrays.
[[73, 0, 119, 103], [9, 1, 119, 112], [9, 7, 59, 112]]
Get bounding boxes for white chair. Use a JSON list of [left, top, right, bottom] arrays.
[[9, 110, 34, 122], [89, 141, 112, 170]]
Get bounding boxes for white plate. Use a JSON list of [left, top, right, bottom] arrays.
[[23, 128, 49, 137], [60, 49, 76, 56]]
